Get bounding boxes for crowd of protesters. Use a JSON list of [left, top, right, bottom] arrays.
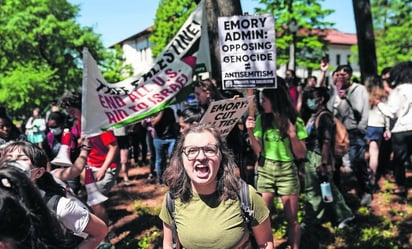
[[0, 60, 411, 248]]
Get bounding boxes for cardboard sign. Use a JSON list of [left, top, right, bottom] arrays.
[[200, 96, 253, 137], [218, 14, 277, 89]]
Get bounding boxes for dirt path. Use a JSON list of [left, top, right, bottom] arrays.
[[106, 165, 165, 248]]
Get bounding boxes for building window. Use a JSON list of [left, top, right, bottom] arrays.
[[336, 54, 341, 65], [346, 54, 351, 65]]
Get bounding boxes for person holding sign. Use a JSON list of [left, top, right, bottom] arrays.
[[194, 79, 253, 183], [177, 107, 202, 133], [245, 81, 307, 249], [194, 79, 226, 113]]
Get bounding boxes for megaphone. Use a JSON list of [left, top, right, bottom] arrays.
[[51, 129, 73, 167], [85, 166, 108, 206]]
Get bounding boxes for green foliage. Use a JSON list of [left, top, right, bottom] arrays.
[[271, 197, 289, 239], [370, 0, 412, 72], [130, 201, 162, 249], [0, 62, 57, 111], [149, 0, 197, 57], [253, 0, 334, 71], [334, 225, 399, 249], [149, 0, 334, 76], [359, 227, 398, 248], [101, 45, 134, 83], [0, 0, 106, 116], [133, 200, 160, 216], [137, 227, 162, 249], [357, 206, 371, 216]]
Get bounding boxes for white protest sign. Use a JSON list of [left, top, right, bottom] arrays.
[[218, 14, 277, 89], [200, 96, 253, 138]]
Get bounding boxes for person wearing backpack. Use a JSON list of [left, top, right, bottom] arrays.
[[333, 64, 373, 207], [301, 87, 354, 230], [159, 124, 273, 249]]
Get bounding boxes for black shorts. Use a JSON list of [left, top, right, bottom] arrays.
[[116, 135, 130, 149]]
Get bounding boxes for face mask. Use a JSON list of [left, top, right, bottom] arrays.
[[10, 161, 32, 178], [50, 127, 62, 135], [306, 98, 319, 111], [285, 77, 294, 84]]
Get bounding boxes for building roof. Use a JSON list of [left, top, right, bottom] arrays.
[[109, 26, 153, 48], [324, 29, 357, 45], [110, 26, 357, 48]]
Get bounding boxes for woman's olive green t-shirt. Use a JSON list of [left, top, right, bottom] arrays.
[[159, 185, 269, 249]]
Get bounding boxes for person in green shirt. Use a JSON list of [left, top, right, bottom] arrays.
[[159, 124, 273, 249], [246, 82, 308, 249]]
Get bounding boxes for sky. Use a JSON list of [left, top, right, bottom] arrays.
[[69, 0, 356, 48]]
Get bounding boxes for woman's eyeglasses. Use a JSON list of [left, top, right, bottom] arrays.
[[182, 144, 219, 160]]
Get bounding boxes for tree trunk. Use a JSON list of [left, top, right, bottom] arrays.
[[205, 0, 242, 88], [352, 0, 377, 83]]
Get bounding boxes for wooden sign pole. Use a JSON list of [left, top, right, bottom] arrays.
[[247, 88, 255, 117]]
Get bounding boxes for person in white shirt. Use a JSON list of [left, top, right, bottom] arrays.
[[373, 61, 412, 198], [364, 76, 391, 191], [1, 141, 108, 249], [0, 166, 73, 249], [333, 65, 372, 207]]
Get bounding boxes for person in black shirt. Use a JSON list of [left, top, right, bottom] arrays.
[[151, 107, 177, 184]]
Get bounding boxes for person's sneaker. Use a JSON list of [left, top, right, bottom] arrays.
[[338, 216, 355, 229], [360, 193, 373, 207]]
